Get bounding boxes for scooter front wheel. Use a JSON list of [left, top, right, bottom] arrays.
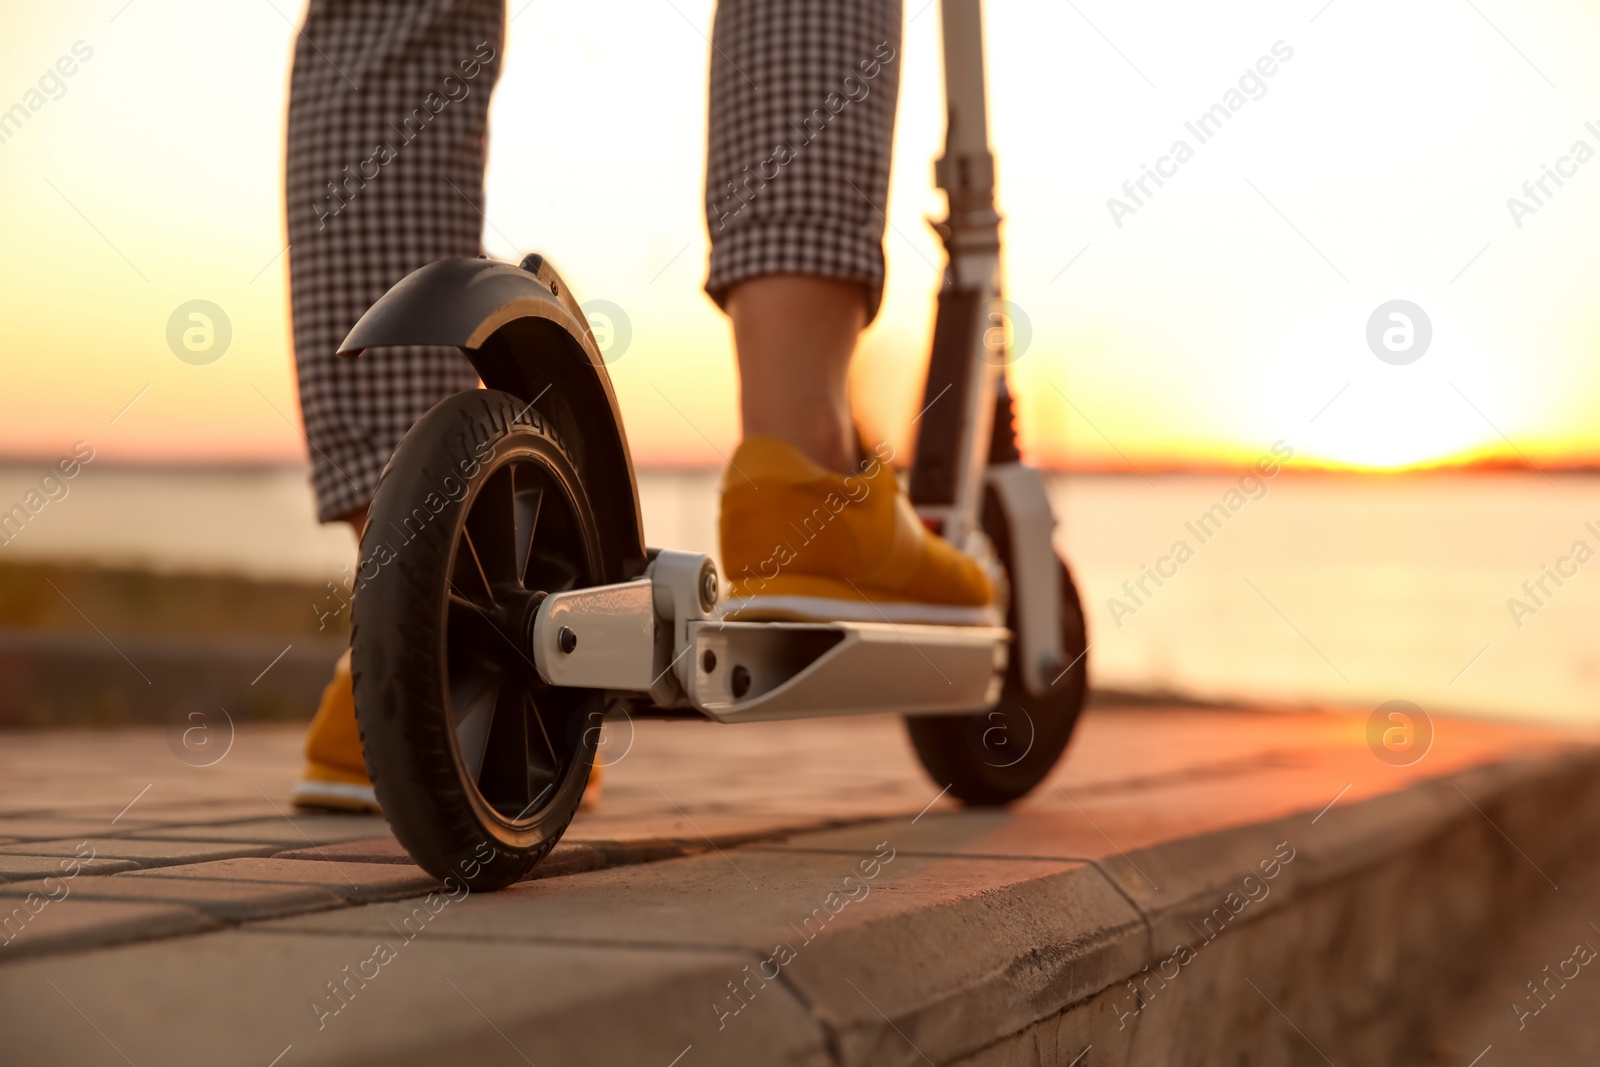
[[352, 389, 606, 890], [905, 488, 1089, 805]]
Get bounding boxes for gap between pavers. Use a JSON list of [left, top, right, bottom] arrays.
[[273, 837, 615, 879], [0, 818, 170, 841], [0, 897, 217, 961], [0, 837, 285, 867], [0, 873, 347, 923], [119, 858, 442, 905], [0, 854, 139, 881], [268, 815, 890, 873], [127, 814, 392, 847]]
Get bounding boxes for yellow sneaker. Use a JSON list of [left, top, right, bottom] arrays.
[[719, 437, 998, 623], [293, 650, 380, 813], [581, 760, 604, 811], [293, 650, 605, 813]]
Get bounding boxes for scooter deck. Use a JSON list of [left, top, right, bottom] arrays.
[[685, 619, 1008, 723], [529, 563, 1009, 724]]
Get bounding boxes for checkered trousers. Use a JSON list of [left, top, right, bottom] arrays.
[[287, 0, 902, 523], [705, 0, 903, 321], [286, 0, 502, 522]]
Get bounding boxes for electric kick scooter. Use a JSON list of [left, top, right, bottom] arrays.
[[340, 0, 1089, 889]]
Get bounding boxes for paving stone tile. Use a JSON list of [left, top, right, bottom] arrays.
[[0, 837, 281, 867], [0, 897, 215, 961], [123, 858, 439, 903], [130, 814, 391, 847], [0, 930, 828, 1066], [0, 875, 346, 923], [0, 854, 139, 882]]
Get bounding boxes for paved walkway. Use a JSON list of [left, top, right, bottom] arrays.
[[0, 704, 1590, 1065]]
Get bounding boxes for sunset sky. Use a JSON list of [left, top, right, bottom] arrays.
[[2, 0, 1597, 473]]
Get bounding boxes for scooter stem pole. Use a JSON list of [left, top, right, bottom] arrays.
[[936, 1, 1000, 246], [918, 0, 1004, 549], [936, 0, 994, 209]]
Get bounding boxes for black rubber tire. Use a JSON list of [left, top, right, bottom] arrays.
[[905, 486, 1089, 805], [351, 389, 606, 891]]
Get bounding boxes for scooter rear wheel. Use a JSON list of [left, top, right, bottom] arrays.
[[905, 487, 1089, 805], [352, 389, 605, 890]]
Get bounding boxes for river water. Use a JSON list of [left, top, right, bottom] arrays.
[[2, 463, 1593, 724]]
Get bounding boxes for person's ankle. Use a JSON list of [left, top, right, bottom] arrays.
[[739, 430, 855, 476], [790, 432, 856, 475]]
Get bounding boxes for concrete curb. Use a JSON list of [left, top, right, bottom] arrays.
[[958, 750, 1600, 1066]]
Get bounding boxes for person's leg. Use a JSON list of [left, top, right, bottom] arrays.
[[705, 0, 903, 471], [285, 0, 503, 810], [703, 0, 995, 621], [727, 275, 863, 475], [287, 0, 502, 529]]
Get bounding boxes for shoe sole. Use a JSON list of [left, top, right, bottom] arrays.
[[292, 779, 380, 813], [721, 593, 1001, 626]]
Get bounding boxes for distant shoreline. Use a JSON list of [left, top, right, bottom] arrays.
[[0, 457, 1592, 477]]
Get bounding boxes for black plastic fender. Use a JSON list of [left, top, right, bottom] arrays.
[[339, 256, 647, 580]]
